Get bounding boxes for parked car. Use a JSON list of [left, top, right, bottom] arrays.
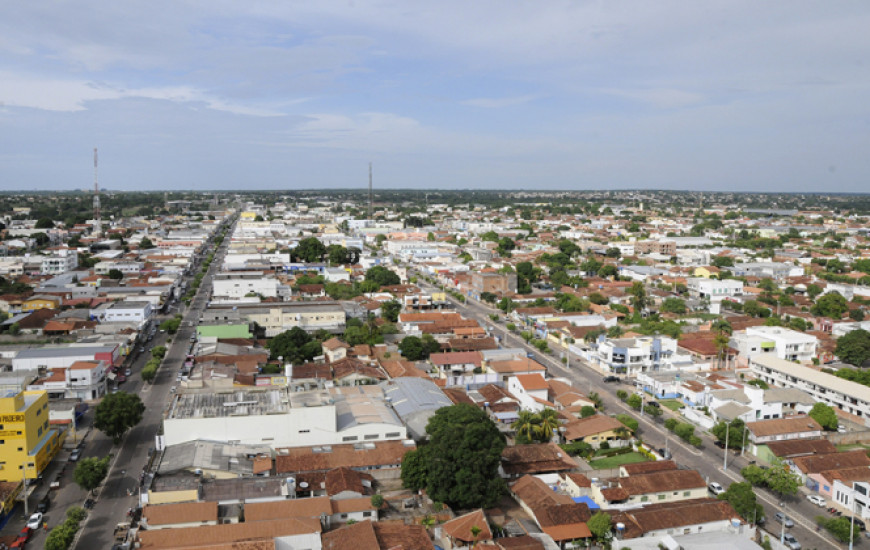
[[782, 533, 801, 549], [774, 512, 794, 527], [658, 448, 672, 460], [854, 517, 866, 531], [124, 368, 132, 376], [26, 512, 43, 530], [647, 401, 661, 408], [603, 376, 620, 383], [708, 482, 725, 496], [807, 495, 826, 507], [37, 495, 50, 513], [70, 448, 81, 462]]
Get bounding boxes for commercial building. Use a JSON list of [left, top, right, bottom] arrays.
[[12, 344, 120, 371], [469, 272, 517, 299], [162, 386, 407, 449], [730, 326, 818, 365], [201, 302, 345, 337], [0, 389, 63, 481]]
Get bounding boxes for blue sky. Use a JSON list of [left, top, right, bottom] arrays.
[[1, 1, 869, 192]]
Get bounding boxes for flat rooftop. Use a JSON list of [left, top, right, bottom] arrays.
[[168, 389, 290, 419]]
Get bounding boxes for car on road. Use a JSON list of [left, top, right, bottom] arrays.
[[37, 495, 50, 513], [707, 482, 725, 496], [647, 401, 660, 408], [658, 448, 672, 459], [70, 448, 81, 462], [782, 533, 801, 549], [806, 495, 826, 507], [26, 512, 43, 530], [125, 368, 132, 376], [603, 376, 620, 383], [774, 512, 794, 527]]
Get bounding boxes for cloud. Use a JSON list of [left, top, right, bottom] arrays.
[[461, 95, 540, 108]]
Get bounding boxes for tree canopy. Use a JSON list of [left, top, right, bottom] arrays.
[[811, 292, 848, 319], [94, 391, 145, 444], [718, 482, 764, 523], [398, 334, 440, 361], [268, 327, 322, 364], [401, 404, 506, 509], [808, 402, 838, 430], [835, 329, 870, 367], [365, 265, 400, 287], [74, 456, 110, 492], [292, 237, 327, 263]]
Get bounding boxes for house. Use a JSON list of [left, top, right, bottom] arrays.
[[136, 517, 322, 550], [562, 414, 627, 448], [756, 438, 837, 465], [441, 509, 493, 549], [20, 294, 62, 312], [685, 277, 743, 300], [322, 337, 349, 363], [321, 518, 435, 550], [245, 495, 378, 527], [610, 498, 753, 541], [140, 501, 219, 530], [29, 360, 107, 400], [708, 385, 815, 423], [792, 450, 870, 484], [499, 442, 578, 479], [429, 351, 483, 377], [486, 357, 547, 383], [509, 475, 593, 544], [592, 336, 692, 375], [750, 354, 870, 421], [593, 469, 707, 506], [507, 374, 554, 412], [743, 416, 823, 456]]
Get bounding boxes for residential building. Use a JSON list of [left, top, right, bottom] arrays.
[[0, 389, 63, 481], [730, 326, 818, 364], [750, 354, 870, 422], [562, 414, 627, 448], [469, 271, 517, 299], [610, 499, 754, 543], [708, 385, 815, 423], [201, 302, 346, 336], [40, 249, 78, 275], [743, 416, 823, 456], [29, 360, 107, 400], [507, 373, 553, 412], [593, 468, 708, 507], [685, 277, 743, 300], [593, 336, 692, 375]]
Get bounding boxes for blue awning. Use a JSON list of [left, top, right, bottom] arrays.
[[573, 496, 600, 509]]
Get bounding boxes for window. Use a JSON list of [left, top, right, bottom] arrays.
[[363, 512, 372, 517], [342, 436, 358, 442], [298, 429, 310, 434], [640, 496, 648, 502], [658, 494, 666, 500], [683, 491, 690, 497], [364, 434, 379, 440], [385, 432, 401, 438]]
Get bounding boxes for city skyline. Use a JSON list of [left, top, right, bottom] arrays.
[[1, 1, 869, 192]]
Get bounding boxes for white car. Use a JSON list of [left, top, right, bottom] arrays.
[[807, 494, 826, 507], [708, 482, 725, 496], [26, 512, 43, 529]]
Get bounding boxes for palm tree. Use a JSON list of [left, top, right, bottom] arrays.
[[613, 426, 631, 440], [512, 410, 538, 442], [712, 319, 732, 370], [588, 391, 603, 410], [535, 408, 561, 442]]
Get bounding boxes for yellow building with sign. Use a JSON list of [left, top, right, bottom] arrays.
[[0, 390, 62, 481]]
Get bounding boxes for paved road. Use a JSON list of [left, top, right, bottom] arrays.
[[419, 278, 844, 549], [75, 219, 233, 548]]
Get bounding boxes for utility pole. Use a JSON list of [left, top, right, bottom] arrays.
[[22, 466, 28, 516], [723, 420, 730, 470]]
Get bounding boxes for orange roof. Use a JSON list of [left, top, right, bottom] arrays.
[[69, 360, 100, 371], [515, 373, 549, 391], [541, 523, 592, 541]]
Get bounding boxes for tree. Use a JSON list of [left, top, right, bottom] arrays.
[[404, 404, 506, 509], [628, 281, 647, 312], [400, 448, 428, 491], [765, 459, 800, 497], [660, 297, 687, 315], [94, 391, 145, 444], [512, 410, 539, 444], [73, 456, 110, 492], [711, 419, 745, 449], [643, 404, 663, 418], [835, 329, 870, 366], [626, 394, 642, 410], [718, 482, 764, 523], [817, 516, 861, 543], [370, 494, 384, 509], [740, 464, 768, 486], [496, 237, 515, 257], [292, 237, 327, 263], [365, 265, 400, 287], [8, 322, 20, 336], [399, 336, 425, 361], [107, 268, 124, 280], [812, 292, 848, 319], [535, 408, 560, 442], [580, 405, 597, 418], [381, 300, 401, 323], [268, 327, 319, 364], [33, 232, 50, 247], [616, 414, 638, 433], [35, 217, 55, 229], [327, 244, 350, 266], [808, 402, 839, 430], [587, 511, 612, 542], [140, 236, 154, 249]]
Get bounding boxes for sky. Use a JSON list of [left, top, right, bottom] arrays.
[[1, 1, 869, 193]]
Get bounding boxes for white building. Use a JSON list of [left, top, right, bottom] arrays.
[[593, 336, 694, 375], [212, 272, 282, 299], [731, 326, 818, 364], [102, 300, 153, 325], [30, 360, 107, 400], [40, 249, 78, 275], [12, 344, 120, 371], [832, 480, 870, 522], [708, 385, 815, 423], [751, 354, 870, 423], [94, 261, 145, 275], [685, 277, 743, 300], [163, 386, 407, 449], [507, 374, 552, 413]]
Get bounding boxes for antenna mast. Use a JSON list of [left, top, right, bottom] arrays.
[[93, 147, 102, 236], [368, 162, 373, 219]]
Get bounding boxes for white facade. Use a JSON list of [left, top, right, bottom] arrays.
[[41, 249, 78, 275], [686, 277, 743, 300], [751, 354, 870, 423], [507, 375, 550, 413], [593, 336, 692, 375], [212, 273, 281, 299], [102, 301, 153, 324], [94, 261, 144, 275], [731, 326, 818, 363]]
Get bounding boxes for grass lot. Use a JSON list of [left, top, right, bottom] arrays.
[[837, 443, 870, 452], [589, 452, 650, 469], [658, 399, 684, 411]]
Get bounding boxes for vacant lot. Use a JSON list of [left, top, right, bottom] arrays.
[[589, 452, 650, 470]]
